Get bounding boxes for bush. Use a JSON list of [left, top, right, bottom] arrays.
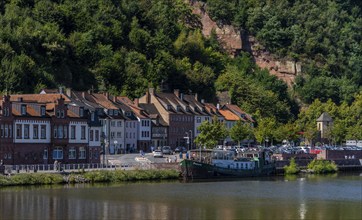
[[284, 158, 300, 175], [307, 159, 338, 174]]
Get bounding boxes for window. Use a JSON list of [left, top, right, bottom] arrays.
[[43, 149, 48, 159], [41, 106, 46, 116], [69, 148, 76, 159], [21, 105, 26, 115], [108, 109, 113, 116], [9, 125, 12, 138], [56, 110, 60, 118], [64, 126, 67, 138], [177, 106, 181, 112], [91, 112, 95, 121], [111, 121, 116, 127], [95, 130, 99, 141], [60, 110, 65, 118], [0, 124, 3, 137], [117, 132, 122, 138], [71, 125, 76, 139], [54, 126, 57, 138], [114, 110, 118, 116], [126, 132, 128, 138], [167, 105, 172, 110], [81, 126, 86, 140], [111, 132, 115, 138], [126, 122, 128, 128], [41, 125, 46, 139], [125, 112, 131, 117], [90, 130, 94, 141], [57, 125, 63, 139], [117, 121, 122, 127], [5, 124, 8, 138], [52, 147, 63, 159], [79, 147, 86, 159], [16, 124, 22, 139], [197, 117, 201, 123], [79, 107, 84, 117], [33, 125, 39, 139]]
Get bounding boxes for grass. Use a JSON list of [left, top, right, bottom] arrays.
[[0, 169, 179, 186]]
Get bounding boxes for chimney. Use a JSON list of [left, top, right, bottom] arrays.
[[105, 92, 109, 99], [82, 92, 86, 99], [66, 88, 72, 97], [59, 87, 63, 94], [217, 103, 220, 110], [134, 98, 139, 107], [180, 93, 184, 100], [174, 89, 180, 98], [201, 99, 204, 104], [113, 96, 117, 102], [195, 93, 198, 101]]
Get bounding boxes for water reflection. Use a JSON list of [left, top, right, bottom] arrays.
[[0, 174, 361, 220]]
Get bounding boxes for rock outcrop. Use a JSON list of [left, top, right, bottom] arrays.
[[189, 0, 302, 87]]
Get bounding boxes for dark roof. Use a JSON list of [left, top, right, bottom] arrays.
[[316, 112, 333, 122], [139, 103, 167, 126]]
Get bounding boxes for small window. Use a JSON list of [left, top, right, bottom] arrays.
[[79, 107, 84, 117], [71, 125, 76, 139], [21, 105, 26, 115], [52, 147, 63, 159], [95, 130, 99, 141], [117, 121, 122, 127], [33, 125, 39, 139], [79, 147, 86, 159], [126, 112, 131, 117], [41, 125, 46, 139], [114, 110, 118, 116], [91, 112, 95, 121], [167, 105, 172, 111], [81, 125, 86, 140], [69, 148, 76, 159], [41, 106, 46, 116], [177, 106, 181, 112], [60, 110, 65, 118], [16, 124, 22, 139], [90, 130, 94, 141], [43, 149, 48, 159]]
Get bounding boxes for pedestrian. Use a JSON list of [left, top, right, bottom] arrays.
[[54, 160, 58, 171], [186, 152, 189, 159]]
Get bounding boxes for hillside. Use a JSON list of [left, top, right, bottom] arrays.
[[0, 0, 361, 123]]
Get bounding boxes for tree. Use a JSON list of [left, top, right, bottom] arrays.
[[230, 120, 253, 146], [194, 116, 228, 149], [253, 117, 278, 146]]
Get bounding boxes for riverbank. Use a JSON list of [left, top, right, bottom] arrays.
[[0, 169, 179, 187]]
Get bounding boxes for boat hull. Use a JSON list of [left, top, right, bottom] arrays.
[[180, 159, 276, 179]]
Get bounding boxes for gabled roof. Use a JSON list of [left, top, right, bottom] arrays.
[[223, 104, 254, 122], [203, 103, 223, 117], [10, 94, 70, 103], [183, 94, 208, 116], [155, 92, 191, 115], [316, 112, 333, 122], [90, 93, 118, 110], [219, 109, 244, 121], [139, 103, 168, 126]]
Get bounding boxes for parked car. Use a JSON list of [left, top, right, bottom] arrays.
[[162, 146, 173, 155], [153, 150, 163, 158], [174, 147, 187, 153]]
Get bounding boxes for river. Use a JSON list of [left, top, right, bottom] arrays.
[[0, 173, 361, 220]]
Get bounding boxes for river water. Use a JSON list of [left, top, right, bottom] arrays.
[[0, 173, 361, 220]]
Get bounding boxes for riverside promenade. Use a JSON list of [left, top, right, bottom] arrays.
[[0, 153, 181, 175]]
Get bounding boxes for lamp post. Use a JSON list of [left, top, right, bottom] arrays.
[[185, 132, 190, 151], [189, 130, 192, 150]]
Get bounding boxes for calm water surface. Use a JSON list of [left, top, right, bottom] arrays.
[[0, 173, 361, 220]]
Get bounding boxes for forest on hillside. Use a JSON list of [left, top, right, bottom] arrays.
[[203, 0, 362, 104], [0, 0, 361, 136]]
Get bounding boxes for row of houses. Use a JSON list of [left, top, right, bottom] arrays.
[[0, 88, 254, 165]]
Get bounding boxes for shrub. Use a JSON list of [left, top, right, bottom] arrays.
[[284, 158, 300, 174], [307, 159, 338, 174]]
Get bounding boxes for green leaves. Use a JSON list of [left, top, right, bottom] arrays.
[[195, 116, 228, 149]]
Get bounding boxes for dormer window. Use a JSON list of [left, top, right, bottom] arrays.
[[177, 106, 181, 112], [91, 112, 95, 121], [114, 110, 118, 116], [167, 105, 172, 111], [41, 106, 46, 116], [202, 107, 206, 112], [56, 110, 60, 118], [21, 105, 26, 116], [79, 107, 84, 117], [109, 109, 113, 116], [61, 110, 65, 118], [186, 106, 190, 112], [125, 111, 131, 117]]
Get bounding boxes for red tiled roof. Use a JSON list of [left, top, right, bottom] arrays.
[[91, 93, 118, 110], [219, 109, 243, 121], [10, 94, 70, 103]]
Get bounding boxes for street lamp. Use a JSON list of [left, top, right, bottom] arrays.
[[189, 130, 192, 150]]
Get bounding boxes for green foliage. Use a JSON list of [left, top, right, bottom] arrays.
[[230, 120, 254, 146], [0, 173, 63, 186], [307, 159, 338, 174], [284, 158, 300, 175], [195, 116, 228, 149], [203, 0, 362, 104]]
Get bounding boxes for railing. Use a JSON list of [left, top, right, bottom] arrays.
[[1, 162, 138, 175]]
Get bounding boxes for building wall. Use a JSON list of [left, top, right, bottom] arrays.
[[13, 119, 51, 143], [68, 121, 88, 144], [318, 150, 362, 160], [168, 114, 194, 149], [125, 120, 137, 152]]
